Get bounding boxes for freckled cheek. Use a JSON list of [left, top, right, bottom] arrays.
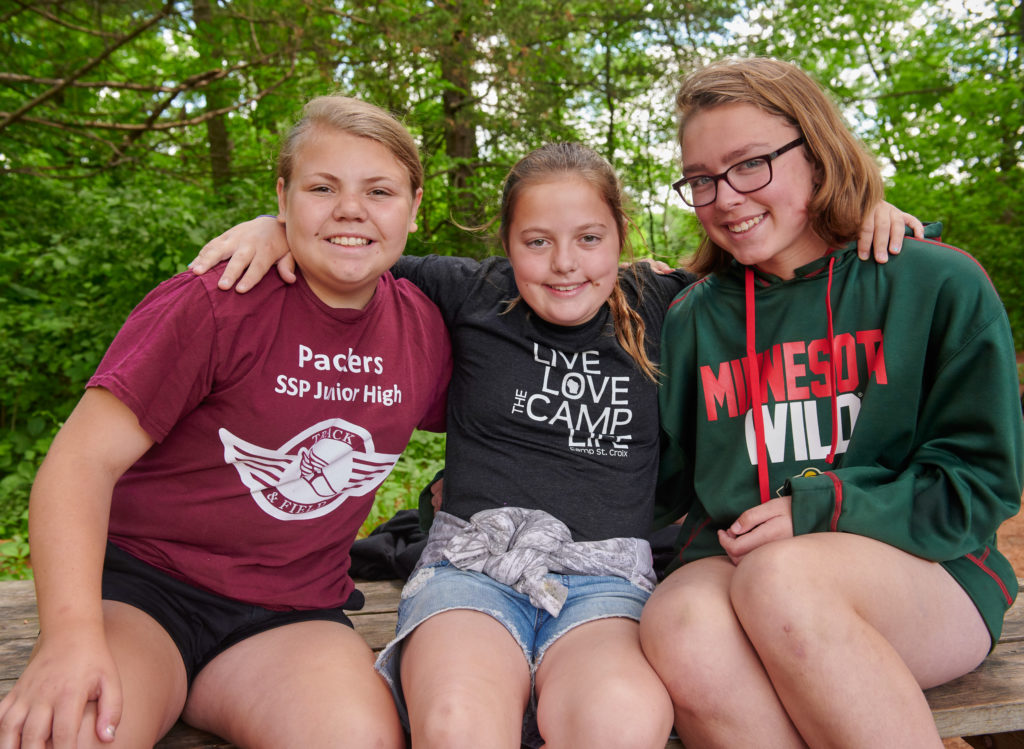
[[694, 206, 718, 231]]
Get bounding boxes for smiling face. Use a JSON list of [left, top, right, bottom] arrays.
[[682, 102, 828, 279], [505, 175, 622, 327], [276, 126, 422, 309]]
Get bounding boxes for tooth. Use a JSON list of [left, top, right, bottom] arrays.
[[729, 215, 763, 233]]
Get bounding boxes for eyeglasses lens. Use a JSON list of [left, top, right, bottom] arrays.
[[683, 159, 773, 207]]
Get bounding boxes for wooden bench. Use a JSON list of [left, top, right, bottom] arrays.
[[3, 578, 1024, 748]]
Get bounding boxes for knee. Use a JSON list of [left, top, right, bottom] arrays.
[[640, 590, 724, 677], [537, 677, 673, 749], [411, 689, 518, 749], [639, 589, 700, 670], [412, 698, 476, 747], [330, 706, 405, 749], [730, 540, 832, 653]]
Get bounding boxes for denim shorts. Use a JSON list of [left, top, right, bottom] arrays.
[[101, 542, 361, 684], [374, 560, 650, 747]]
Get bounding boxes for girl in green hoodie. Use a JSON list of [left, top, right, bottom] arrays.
[[642, 56, 1024, 748]]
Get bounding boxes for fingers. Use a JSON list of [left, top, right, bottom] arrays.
[[904, 211, 924, 238], [94, 675, 122, 744], [0, 694, 77, 749], [873, 216, 897, 264], [0, 693, 29, 749], [188, 232, 236, 276], [187, 215, 288, 292], [857, 210, 895, 263], [856, 214, 877, 262], [17, 706, 54, 749], [275, 254, 298, 285], [230, 251, 272, 293], [50, 692, 86, 749], [429, 478, 443, 512], [718, 497, 795, 563], [717, 529, 743, 565], [859, 201, 925, 263], [621, 258, 675, 274]]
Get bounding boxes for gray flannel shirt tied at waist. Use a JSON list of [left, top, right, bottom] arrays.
[[416, 508, 656, 616]]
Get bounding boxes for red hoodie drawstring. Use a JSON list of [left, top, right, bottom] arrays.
[[744, 268, 770, 504], [824, 256, 839, 465], [745, 258, 839, 504]]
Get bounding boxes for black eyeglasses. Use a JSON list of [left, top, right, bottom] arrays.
[[672, 136, 806, 207]]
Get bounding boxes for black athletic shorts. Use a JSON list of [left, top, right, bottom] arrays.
[[101, 542, 362, 684]]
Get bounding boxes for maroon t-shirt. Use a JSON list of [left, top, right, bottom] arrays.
[[91, 267, 450, 610]]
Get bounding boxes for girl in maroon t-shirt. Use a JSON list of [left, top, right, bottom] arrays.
[[0, 97, 450, 749]]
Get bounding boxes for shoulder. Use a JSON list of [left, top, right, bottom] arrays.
[[664, 273, 720, 317], [393, 253, 515, 303], [379, 272, 445, 320], [618, 263, 697, 325], [619, 263, 693, 295], [374, 274, 450, 356], [900, 236, 994, 280], [396, 253, 510, 280], [878, 237, 1003, 310], [145, 264, 289, 313]]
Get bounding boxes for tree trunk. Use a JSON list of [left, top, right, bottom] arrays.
[[192, 0, 232, 188], [438, 2, 479, 224]]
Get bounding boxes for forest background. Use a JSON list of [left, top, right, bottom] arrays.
[[1, 0, 1021, 578]]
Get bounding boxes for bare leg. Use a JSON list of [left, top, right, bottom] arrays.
[[183, 620, 403, 749], [534, 617, 673, 749], [731, 533, 990, 749], [76, 601, 188, 748], [400, 610, 530, 749], [639, 557, 806, 749]]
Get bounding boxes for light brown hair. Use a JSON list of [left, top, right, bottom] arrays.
[[277, 95, 422, 194], [499, 142, 659, 381], [676, 57, 884, 275]]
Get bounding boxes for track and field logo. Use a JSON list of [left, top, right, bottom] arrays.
[[219, 419, 399, 520]]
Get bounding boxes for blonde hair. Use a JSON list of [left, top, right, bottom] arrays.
[[277, 95, 422, 194], [676, 57, 883, 275], [499, 142, 659, 381]]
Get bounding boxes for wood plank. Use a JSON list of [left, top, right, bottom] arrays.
[[1002, 591, 1024, 642], [928, 639, 1024, 737], [355, 579, 404, 614], [0, 638, 34, 681], [3, 578, 1024, 747], [352, 612, 400, 652]]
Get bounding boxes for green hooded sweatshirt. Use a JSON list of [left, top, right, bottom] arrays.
[[658, 224, 1023, 642]]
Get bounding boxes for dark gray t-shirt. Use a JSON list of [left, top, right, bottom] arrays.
[[394, 255, 693, 542]]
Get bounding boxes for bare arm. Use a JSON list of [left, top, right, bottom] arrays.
[[0, 388, 154, 748], [188, 215, 295, 292]]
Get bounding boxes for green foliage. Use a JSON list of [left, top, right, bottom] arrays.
[[0, 167, 268, 580], [1, 0, 1021, 582], [359, 431, 446, 538], [0, 168, 268, 431], [737, 0, 1024, 345], [0, 536, 31, 581]]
